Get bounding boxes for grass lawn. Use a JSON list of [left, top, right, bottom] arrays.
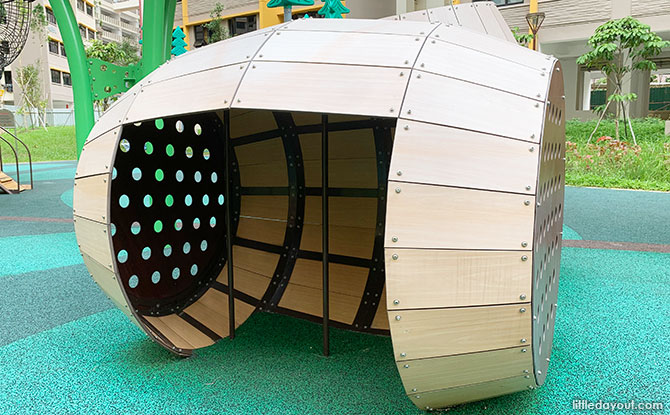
[[0, 126, 76, 163], [565, 118, 670, 191]]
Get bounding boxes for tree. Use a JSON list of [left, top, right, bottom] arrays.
[[203, 2, 230, 43], [29, 4, 47, 40], [267, 0, 314, 23], [511, 26, 533, 48], [13, 62, 47, 129], [171, 27, 188, 56], [85, 40, 140, 112], [318, 0, 349, 18], [577, 17, 670, 144]]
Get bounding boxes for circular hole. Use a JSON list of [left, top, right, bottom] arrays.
[[131, 221, 141, 235], [185, 147, 193, 158], [200, 240, 208, 251], [190, 264, 198, 275], [165, 195, 174, 207], [151, 271, 161, 284], [210, 216, 217, 228], [117, 250, 128, 263], [128, 275, 139, 288], [194, 124, 202, 136], [202, 194, 209, 206], [175, 219, 183, 231], [112, 167, 117, 180], [211, 172, 218, 183], [154, 220, 163, 233], [142, 247, 152, 260], [119, 195, 130, 208], [175, 120, 184, 133], [163, 244, 172, 257], [155, 169, 164, 182], [183, 242, 191, 254], [172, 268, 180, 280], [193, 218, 201, 229], [166, 144, 175, 157], [218, 194, 224, 205], [131, 168, 142, 181], [194, 171, 202, 183], [176, 170, 184, 182], [185, 194, 193, 206], [111, 223, 117, 236], [119, 139, 130, 153], [144, 142, 154, 155], [143, 195, 153, 208], [155, 119, 164, 130], [203, 149, 210, 160]]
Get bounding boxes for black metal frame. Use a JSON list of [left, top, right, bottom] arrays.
[[321, 113, 329, 356]]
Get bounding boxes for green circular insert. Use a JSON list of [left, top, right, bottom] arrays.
[[166, 144, 175, 157], [154, 220, 163, 233], [155, 169, 164, 181]]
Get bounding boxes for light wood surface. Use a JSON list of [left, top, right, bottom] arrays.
[[76, 128, 119, 179], [184, 287, 257, 338], [82, 252, 136, 322], [385, 249, 531, 309], [230, 110, 277, 138], [300, 128, 376, 161], [235, 137, 286, 166], [303, 158, 378, 189], [215, 265, 271, 299], [279, 281, 361, 325], [239, 161, 288, 187], [473, 2, 508, 40], [385, 182, 535, 250], [372, 288, 390, 330], [144, 314, 215, 350], [237, 216, 287, 246], [398, 346, 532, 393], [399, 9, 430, 22], [74, 215, 114, 271], [304, 196, 377, 228], [452, 3, 486, 33], [241, 195, 289, 221], [427, 6, 459, 26], [390, 120, 538, 194], [290, 259, 369, 298], [232, 245, 280, 277], [300, 223, 375, 259], [389, 304, 531, 360], [73, 173, 109, 223], [86, 89, 137, 141], [285, 18, 430, 36]]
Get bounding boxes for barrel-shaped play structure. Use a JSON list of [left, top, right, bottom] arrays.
[[74, 14, 565, 410]]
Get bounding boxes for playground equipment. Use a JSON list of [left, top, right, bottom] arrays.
[[0, 0, 34, 72], [73, 9, 566, 409], [0, 114, 33, 194]]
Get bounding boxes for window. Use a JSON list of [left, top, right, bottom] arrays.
[[474, 0, 524, 5], [63, 72, 72, 86], [229, 15, 257, 36], [46, 8, 57, 25], [3, 71, 12, 93], [48, 39, 59, 54], [77, 0, 84, 11], [51, 69, 62, 84], [79, 24, 87, 39], [86, 3, 93, 16], [60, 43, 67, 57], [193, 25, 206, 48], [88, 29, 95, 40]]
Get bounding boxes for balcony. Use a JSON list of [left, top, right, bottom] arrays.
[[100, 13, 120, 27], [101, 29, 122, 42], [120, 20, 136, 31]]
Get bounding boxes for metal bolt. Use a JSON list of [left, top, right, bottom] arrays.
[[529, 146, 535, 152], [416, 74, 421, 79], [520, 308, 527, 313], [390, 108, 395, 113], [395, 315, 402, 321], [400, 352, 406, 357], [392, 236, 398, 243], [525, 375, 530, 379], [395, 188, 401, 194], [411, 388, 417, 392], [415, 395, 421, 399], [392, 254, 399, 260], [521, 255, 528, 262], [393, 299, 400, 305], [523, 369, 529, 374], [521, 348, 527, 353], [404, 364, 410, 368], [537, 370, 542, 375], [534, 103, 540, 108], [400, 72, 405, 77], [526, 185, 532, 191], [524, 200, 531, 206], [403, 125, 409, 131], [546, 358, 551, 362], [522, 241, 528, 248], [407, 109, 412, 115], [521, 338, 527, 343], [520, 294, 527, 300], [397, 170, 403, 176]]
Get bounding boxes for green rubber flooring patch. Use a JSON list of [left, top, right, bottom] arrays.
[[0, 232, 82, 277]]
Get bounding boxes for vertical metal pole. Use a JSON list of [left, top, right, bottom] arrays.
[[224, 110, 235, 339], [284, 5, 292, 22], [141, 0, 168, 78], [322, 113, 330, 357]]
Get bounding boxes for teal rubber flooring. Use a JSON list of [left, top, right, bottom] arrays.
[[0, 162, 668, 414]]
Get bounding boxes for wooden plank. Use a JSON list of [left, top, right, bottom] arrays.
[[473, 2, 508, 40], [241, 195, 288, 221], [126, 64, 244, 123], [216, 264, 271, 299], [230, 110, 277, 138], [184, 287, 256, 338], [232, 245, 280, 277], [385, 250, 532, 310], [452, 3, 486, 33], [398, 347, 532, 393], [401, 70, 544, 143], [303, 158, 378, 189], [74, 215, 113, 271], [385, 182, 535, 250], [237, 217, 286, 246], [304, 196, 377, 228], [417, 38, 547, 101], [284, 18, 430, 37], [81, 252, 136, 322], [289, 258, 369, 298], [390, 120, 539, 194], [399, 9, 430, 22], [389, 304, 531, 361], [76, 128, 119, 178], [300, 223, 375, 259], [144, 314, 214, 350], [409, 375, 533, 409], [427, 6, 459, 25], [371, 288, 390, 330], [235, 137, 285, 166], [87, 91, 136, 141], [73, 173, 109, 223], [279, 281, 362, 325], [233, 62, 409, 118], [491, 4, 518, 43], [300, 128, 377, 161], [239, 161, 288, 187], [257, 30, 422, 69]]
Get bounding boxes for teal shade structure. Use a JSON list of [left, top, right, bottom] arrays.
[[171, 27, 188, 56], [318, 0, 350, 18]]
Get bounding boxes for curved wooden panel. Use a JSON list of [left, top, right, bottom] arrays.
[[76, 127, 119, 179], [427, 6, 459, 25], [86, 90, 137, 142], [399, 9, 430, 22], [74, 216, 114, 270], [284, 18, 430, 36], [452, 3, 486, 33], [473, 2, 508, 40]]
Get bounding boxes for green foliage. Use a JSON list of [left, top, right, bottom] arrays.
[[565, 118, 670, 191], [203, 2, 230, 43], [13, 63, 47, 128], [318, 0, 349, 18], [2, 126, 77, 162], [85, 39, 139, 66], [29, 4, 47, 39], [511, 27, 533, 47]]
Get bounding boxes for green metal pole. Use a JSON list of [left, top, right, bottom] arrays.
[[163, 0, 177, 61], [141, 0, 168, 78], [50, 0, 95, 158]]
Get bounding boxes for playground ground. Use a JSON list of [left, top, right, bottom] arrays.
[[0, 161, 668, 415]]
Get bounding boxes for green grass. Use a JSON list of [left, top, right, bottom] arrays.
[[565, 118, 670, 191], [0, 126, 76, 163]]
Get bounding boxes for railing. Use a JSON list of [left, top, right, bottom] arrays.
[[0, 126, 34, 192], [120, 20, 136, 31], [100, 13, 120, 26], [101, 30, 122, 42]]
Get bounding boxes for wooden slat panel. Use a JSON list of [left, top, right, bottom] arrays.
[[239, 161, 288, 187], [73, 174, 108, 223], [385, 250, 531, 309], [304, 196, 377, 228], [427, 6, 459, 25], [184, 287, 256, 338], [257, 30, 422, 68], [409, 375, 533, 409], [144, 314, 214, 350], [284, 18, 430, 36], [216, 265, 271, 299], [232, 245, 280, 277], [279, 282, 361, 325], [82, 253, 136, 322], [237, 217, 286, 246], [390, 120, 539, 194], [289, 259, 369, 298], [398, 347, 532, 393], [235, 137, 285, 166], [300, 128, 377, 160], [74, 215, 113, 271], [233, 62, 409, 118], [389, 304, 531, 360], [303, 158, 378, 188], [417, 38, 547, 101], [452, 3, 486, 33], [401, 70, 543, 143], [86, 91, 136, 141], [399, 9, 430, 22], [473, 2, 508, 40], [241, 195, 288, 221], [492, 4, 517, 43], [300, 223, 375, 259], [76, 128, 119, 178], [126, 65, 244, 123], [371, 288, 390, 330], [230, 110, 278, 138], [385, 182, 535, 250]]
